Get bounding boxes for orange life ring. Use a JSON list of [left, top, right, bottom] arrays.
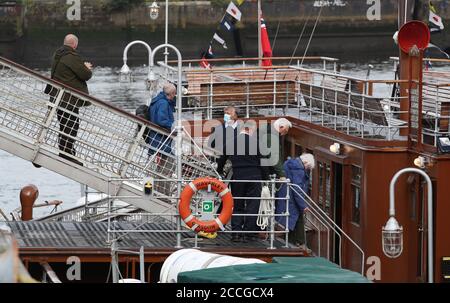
[[179, 177, 233, 233]]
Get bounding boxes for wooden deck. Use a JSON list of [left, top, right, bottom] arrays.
[[8, 221, 307, 263]]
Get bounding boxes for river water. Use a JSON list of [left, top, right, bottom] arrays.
[[0, 60, 398, 218]]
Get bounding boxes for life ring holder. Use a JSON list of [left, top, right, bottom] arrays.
[[179, 177, 234, 233]]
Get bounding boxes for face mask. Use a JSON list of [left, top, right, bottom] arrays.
[[224, 114, 231, 123]]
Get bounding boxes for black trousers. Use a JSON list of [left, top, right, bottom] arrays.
[[289, 212, 306, 245], [230, 178, 262, 234], [57, 106, 80, 156]]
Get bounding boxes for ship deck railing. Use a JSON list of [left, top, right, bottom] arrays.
[[100, 177, 364, 273], [164, 55, 339, 72], [390, 56, 450, 145], [178, 64, 410, 141]]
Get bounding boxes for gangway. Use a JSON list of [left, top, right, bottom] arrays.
[[0, 56, 219, 213]]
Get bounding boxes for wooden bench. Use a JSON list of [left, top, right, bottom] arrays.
[[420, 72, 450, 129], [382, 73, 450, 133], [197, 80, 298, 109], [321, 75, 364, 94], [184, 69, 312, 96], [299, 82, 406, 129]]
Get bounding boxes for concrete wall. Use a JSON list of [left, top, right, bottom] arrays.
[[1, 0, 449, 67]]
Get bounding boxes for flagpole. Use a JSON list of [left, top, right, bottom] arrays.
[[258, 0, 262, 66], [165, 0, 169, 65]]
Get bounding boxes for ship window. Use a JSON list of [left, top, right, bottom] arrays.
[[351, 166, 361, 225], [317, 161, 331, 214], [318, 162, 324, 208], [325, 164, 331, 214]]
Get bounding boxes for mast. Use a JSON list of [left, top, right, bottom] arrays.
[[258, 0, 262, 66], [398, 0, 414, 134]]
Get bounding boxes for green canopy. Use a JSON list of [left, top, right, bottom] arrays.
[[178, 257, 370, 283]]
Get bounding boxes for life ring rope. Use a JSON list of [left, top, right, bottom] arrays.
[[218, 188, 230, 197]]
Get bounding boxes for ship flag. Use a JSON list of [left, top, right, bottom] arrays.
[[207, 44, 214, 57], [200, 57, 211, 69], [213, 33, 228, 49], [226, 1, 242, 21], [221, 15, 236, 31], [429, 1, 444, 32], [261, 17, 273, 66], [200, 45, 214, 69]]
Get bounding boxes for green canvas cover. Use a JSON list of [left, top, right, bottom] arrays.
[[272, 257, 340, 268], [177, 258, 370, 283]]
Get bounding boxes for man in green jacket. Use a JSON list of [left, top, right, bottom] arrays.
[[51, 34, 93, 166], [260, 118, 292, 180]]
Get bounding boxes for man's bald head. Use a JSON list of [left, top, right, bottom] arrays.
[[64, 34, 79, 49]]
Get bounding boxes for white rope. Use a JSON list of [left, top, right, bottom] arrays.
[[256, 185, 273, 230]]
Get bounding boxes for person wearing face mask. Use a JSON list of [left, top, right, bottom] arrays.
[[217, 120, 268, 242], [199, 107, 241, 240], [208, 106, 241, 175]]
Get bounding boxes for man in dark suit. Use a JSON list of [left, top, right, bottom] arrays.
[[208, 106, 241, 175], [218, 120, 268, 242]]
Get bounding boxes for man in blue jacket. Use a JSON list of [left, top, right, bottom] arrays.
[[147, 83, 176, 155], [275, 153, 315, 247]]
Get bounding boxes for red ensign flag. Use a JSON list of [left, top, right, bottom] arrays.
[[261, 17, 273, 66]]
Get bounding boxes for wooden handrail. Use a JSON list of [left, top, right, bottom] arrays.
[[167, 56, 339, 64]]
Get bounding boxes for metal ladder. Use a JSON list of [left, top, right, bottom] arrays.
[[0, 56, 219, 213]]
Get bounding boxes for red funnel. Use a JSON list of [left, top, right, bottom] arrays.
[[398, 21, 430, 53]]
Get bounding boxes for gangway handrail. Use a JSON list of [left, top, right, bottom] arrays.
[[289, 184, 365, 275], [0, 55, 172, 136], [0, 55, 220, 214]]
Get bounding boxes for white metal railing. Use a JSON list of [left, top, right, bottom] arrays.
[[421, 81, 450, 146], [180, 65, 409, 141], [36, 197, 135, 222], [0, 55, 220, 213], [104, 177, 364, 274], [289, 184, 365, 275], [390, 56, 450, 146], [164, 56, 339, 71]]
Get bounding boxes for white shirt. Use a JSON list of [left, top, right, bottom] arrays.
[[225, 120, 239, 129]]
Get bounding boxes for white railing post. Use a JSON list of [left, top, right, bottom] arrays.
[[150, 43, 184, 249]]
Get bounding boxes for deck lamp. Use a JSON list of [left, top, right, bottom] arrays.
[[382, 216, 403, 258], [329, 143, 341, 155], [148, 1, 160, 20], [382, 168, 434, 282], [120, 41, 152, 87], [119, 63, 131, 83], [413, 156, 426, 169], [145, 69, 159, 94]]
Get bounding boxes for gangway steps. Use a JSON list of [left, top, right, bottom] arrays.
[[0, 55, 218, 214]]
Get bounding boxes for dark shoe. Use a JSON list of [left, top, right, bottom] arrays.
[[258, 232, 268, 240], [297, 243, 313, 254], [244, 234, 258, 242], [32, 162, 42, 168], [231, 234, 242, 242], [274, 223, 286, 238], [59, 153, 83, 166]]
